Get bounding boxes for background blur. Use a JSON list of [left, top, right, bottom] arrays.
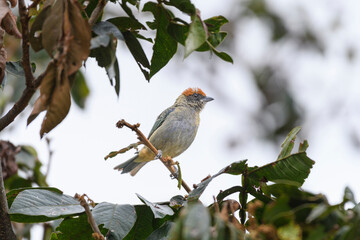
[[2, 0, 360, 227]]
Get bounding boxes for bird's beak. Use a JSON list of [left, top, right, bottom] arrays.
[[201, 96, 214, 102]]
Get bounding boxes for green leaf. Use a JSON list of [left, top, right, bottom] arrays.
[[89, 37, 116, 68], [92, 202, 136, 239], [204, 16, 229, 33], [122, 31, 150, 80], [55, 214, 104, 240], [107, 17, 146, 31], [123, 205, 154, 240], [277, 222, 301, 240], [169, 195, 185, 209], [143, 3, 177, 78], [7, 187, 62, 209], [105, 57, 120, 96], [70, 71, 90, 109], [188, 170, 223, 202], [298, 140, 309, 152], [9, 189, 84, 223], [15, 145, 38, 170], [184, 14, 206, 58], [167, 22, 188, 45], [188, 160, 247, 201], [343, 187, 356, 204], [120, 0, 137, 19], [136, 194, 174, 219], [223, 160, 248, 175], [4, 175, 32, 192], [216, 186, 243, 203], [277, 126, 302, 159], [212, 47, 233, 63], [146, 221, 174, 240], [248, 152, 315, 187], [29, 5, 51, 52], [50, 232, 59, 240], [176, 203, 211, 240], [165, 0, 195, 15], [263, 195, 292, 225], [196, 32, 227, 52], [306, 204, 328, 223]]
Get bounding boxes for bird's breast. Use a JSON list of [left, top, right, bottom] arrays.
[[149, 108, 200, 158]]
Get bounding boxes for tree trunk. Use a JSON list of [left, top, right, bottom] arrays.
[[0, 162, 17, 240]]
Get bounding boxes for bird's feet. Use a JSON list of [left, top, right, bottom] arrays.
[[170, 165, 179, 179], [155, 150, 163, 160]]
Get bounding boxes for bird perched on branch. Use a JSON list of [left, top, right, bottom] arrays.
[[114, 87, 214, 176]]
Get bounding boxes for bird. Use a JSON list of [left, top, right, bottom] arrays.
[[114, 87, 214, 176]]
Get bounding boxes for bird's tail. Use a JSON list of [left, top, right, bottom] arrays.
[[114, 155, 148, 176]]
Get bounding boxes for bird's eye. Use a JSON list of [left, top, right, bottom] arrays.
[[193, 93, 199, 98]]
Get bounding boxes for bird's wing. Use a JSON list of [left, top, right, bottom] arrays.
[[147, 107, 175, 138]]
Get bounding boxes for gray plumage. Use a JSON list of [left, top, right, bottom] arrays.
[[114, 88, 213, 176]]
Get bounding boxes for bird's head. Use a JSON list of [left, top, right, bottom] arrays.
[[175, 88, 214, 111]]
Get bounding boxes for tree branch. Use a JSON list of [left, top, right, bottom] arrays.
[[116, 119, 192, 193], [75, 194, 104, 240], [88, 0, 107, 27], [0, 158, 17, 240], [0, 87, 35, 131], [0, 0, 46, 132], [18, 0, 34, 86]]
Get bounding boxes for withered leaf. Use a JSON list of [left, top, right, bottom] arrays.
[[27, 63, 56, 125], [0, 0, 21, 38], [0, 28, 6, 85], [29, 5, 52, 52], [40, 67, 71, 137], [42, 0, 64, 57], [66, 0, 91, 75]]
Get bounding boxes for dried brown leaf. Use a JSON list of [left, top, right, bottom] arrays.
[[9, 0, 16, 8], [27, 63, 56, 125], [0, 28, 5, 84], [40, 68, 71, 137], [0, 0, 21, 38], [66, 0, 90, 75], [42, 0, 64, 56], [29, 5, 51, 52]]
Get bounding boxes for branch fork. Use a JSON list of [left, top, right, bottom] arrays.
[[116, 119, 192, 193]]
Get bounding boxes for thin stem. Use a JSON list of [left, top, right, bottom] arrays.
[[76, 194, 104, 240], [0, 160, 17, 240], [116, 120, 192, 193], [0, 87, 36, 131], [88, 0, 107, 27], [239, 170, 248, 224], [18, 0, 34, 86]]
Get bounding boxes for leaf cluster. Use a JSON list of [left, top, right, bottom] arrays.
[[7, 127, 358, 240]]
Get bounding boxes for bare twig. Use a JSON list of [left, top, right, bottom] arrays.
[[0, 157, 17, 240], [44, 137, 53, 179], [116, 119, 192, 193], [75, 194, 104, 240], [88, 0, 107, 27], [18, 0, 34, 86], [0, 87, 36, 131]]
